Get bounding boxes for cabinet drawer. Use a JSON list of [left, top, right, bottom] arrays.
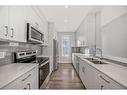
[[98, 72, 125, 89], [3, 66, 38, 89], [18, 66, 38, 89]]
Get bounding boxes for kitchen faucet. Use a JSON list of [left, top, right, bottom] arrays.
[[95, 48, 103, 60]]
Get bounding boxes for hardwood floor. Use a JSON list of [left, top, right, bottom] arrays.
[[45, 63, 85, 89]]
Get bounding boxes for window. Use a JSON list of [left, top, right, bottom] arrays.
[[62, 35, 70, 57]]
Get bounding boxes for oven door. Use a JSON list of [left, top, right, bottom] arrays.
[[39, 61, 50, 88]]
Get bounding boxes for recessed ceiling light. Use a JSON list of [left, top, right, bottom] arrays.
[[64, 5, 68, 8]]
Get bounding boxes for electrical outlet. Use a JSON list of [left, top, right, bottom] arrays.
[[0, 52, 6, 58], [9, 42, 19, 46]]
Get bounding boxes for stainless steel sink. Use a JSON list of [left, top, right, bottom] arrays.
[[85, 58, 94, 61], [85, 58, 108, 64], [90, 60, 108, 64]]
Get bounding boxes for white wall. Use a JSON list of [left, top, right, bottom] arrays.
[[57, 32, 76, 63], [101, 6, 127, 27], [101, 6, 127, 61]]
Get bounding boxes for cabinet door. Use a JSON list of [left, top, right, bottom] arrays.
[[43, 24, 48, 45], [84, 61, 99, 89], [0, 6, 9, 40], [79, 59, 84, 82], [9, 6, 27, 42], [74, 55, 77, 69], [95, 12, 102, 49], [3, 66, 38, 89], [19, 67, 39, 89], [86, 14, 95, 47], [29, 66, 38, 89], [79, 58, 100, 89], [26, 7, 40, 29]]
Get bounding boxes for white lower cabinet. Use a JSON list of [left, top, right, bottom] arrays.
[[3, 66, 38, 89], [79, 59, 100, 89], [78, 58, 125, 89], [72, 54, 80, 72], [98, 72, 125, 89]]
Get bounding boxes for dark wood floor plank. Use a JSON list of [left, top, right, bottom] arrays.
[[45, 63, 85, 89]]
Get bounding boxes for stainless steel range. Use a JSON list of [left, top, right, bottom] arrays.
[[13, 50, 50, 88]]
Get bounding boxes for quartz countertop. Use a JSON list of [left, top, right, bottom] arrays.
[[37, 55, 50, 58], [0, 63, 38, 88], [75, 53, 127, 88]]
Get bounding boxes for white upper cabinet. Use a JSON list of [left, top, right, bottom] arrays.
[[9, 6, 27, 42], [0, 6, 48, 44], [76, 13, 96, 47], [86, 13, 96, 47], [26, 6, 48, 45], [43, 23, 48, 45], [76, 10, 102, 49], [0, 6, 9, 40], [26, 7, 40, 29], [95, 12, 102, 49], [0, 6, 27, 42]]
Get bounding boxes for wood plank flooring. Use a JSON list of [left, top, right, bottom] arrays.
[[46, 63, 85, 89]]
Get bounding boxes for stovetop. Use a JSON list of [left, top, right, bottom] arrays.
[[36, 57, 49, 64]]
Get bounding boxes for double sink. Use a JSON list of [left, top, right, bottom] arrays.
[[85, 57, 108, 64]]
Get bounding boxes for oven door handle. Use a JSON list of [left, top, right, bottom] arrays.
[[39, 60, 49, 68]]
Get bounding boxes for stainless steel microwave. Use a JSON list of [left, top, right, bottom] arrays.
[[27, 23, 44, 44]]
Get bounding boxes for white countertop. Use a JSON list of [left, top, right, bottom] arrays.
[[75, 53, 127, 88], [0, 63, 38, 88]]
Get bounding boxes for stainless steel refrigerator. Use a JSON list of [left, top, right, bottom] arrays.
[[53, 39, 59, 71]]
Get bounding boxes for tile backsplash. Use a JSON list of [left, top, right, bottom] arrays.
[[0, 42, 42, 66], [72, 46, 89, 54]]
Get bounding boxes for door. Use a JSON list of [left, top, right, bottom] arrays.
[[0, 6, 9, 40], [61, 35, 71, 63]]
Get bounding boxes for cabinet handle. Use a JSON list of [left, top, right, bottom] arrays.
[[4, 26, 8, 36], [22, 74, 31, 81], [27, 83, 31, 90], [101, 85, 104, 90], [100, 75, 110, 84], [82, 67, 85, 74], [10, 28, 14, 37]]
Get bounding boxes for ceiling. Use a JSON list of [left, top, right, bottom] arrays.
[[38, 6, 93, 32]]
